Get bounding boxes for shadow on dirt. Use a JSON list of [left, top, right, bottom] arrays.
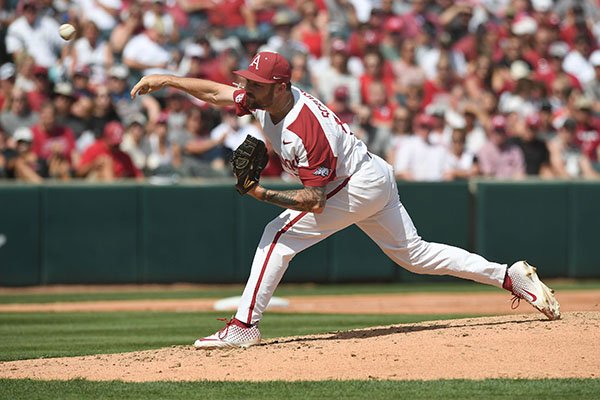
[[266, 317, 544, 345]]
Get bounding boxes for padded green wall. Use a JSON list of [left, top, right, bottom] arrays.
[[1, 181, 598, 286], [0, 186, 40, 285]]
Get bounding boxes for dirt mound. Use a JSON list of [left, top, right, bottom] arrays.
[[1, 312, 598, 382]]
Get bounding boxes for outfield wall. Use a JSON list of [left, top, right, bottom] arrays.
[[0, 180, 598, 286]]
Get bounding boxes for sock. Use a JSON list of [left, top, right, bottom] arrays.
[[502, 267, 513, 291]]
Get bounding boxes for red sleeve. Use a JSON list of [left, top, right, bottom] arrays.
[[233, 89, 252, 117]]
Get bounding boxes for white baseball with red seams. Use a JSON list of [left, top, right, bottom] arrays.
[[231, 86, 508, 325]]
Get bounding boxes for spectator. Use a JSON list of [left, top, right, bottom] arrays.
[[264, 9, 307, 62], [385, 106, 412, 168], [326, 85, 355, 126], [447, 127, 479, 180], [311, 38, 361, 108], [291, 0, 327, 59], [31, 102, 77, 170], [91, 85, 120, 139], [0, 62, 16, 110], [203, 47, 241, 86], [359, 49, 395, 105], [4, 126, 44, 182], [122, 24, 172, 76], [210, 107, 265, 157], [289, 51, 314, 92], [570, 96, 600, 162], [584, 50, 600, 110], [75, 0, 121, 35], [393, 38, 427, 100], [25, 66, 51, 112], [366, 80, 395, 157], [0, 87, 38, 136], [477, 115, 526, 179], [562, 34, 595, 86], [143, 0, 179, 45], [110, 3, 144, 56], [5, 0, 62, 68], [77, 121, 143, 181], [120, 113, 149, 171], [179, 108, 228, 178], [548, 117, 599, 178], [421, 55, 458, 109], [69, 20, 113, 86], [52, 82, 86, 138], [394, 113, 453, 181], [146, 115, 179, 177], [107, 64, 160, 125], [509, 114, 554, 177]]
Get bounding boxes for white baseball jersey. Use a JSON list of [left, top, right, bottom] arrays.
[[233, 86, 371, 188]]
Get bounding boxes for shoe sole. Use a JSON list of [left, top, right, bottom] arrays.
[[193, 339, 260, 349], [520, 262, 561, 320]]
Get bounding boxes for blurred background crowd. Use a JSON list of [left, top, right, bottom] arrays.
[[0, 0, 599, 183]]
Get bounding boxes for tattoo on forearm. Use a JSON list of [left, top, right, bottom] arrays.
[[261, 187, 326, 212]]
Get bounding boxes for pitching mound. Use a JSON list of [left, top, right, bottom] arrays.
[[1, 311, 598, 382]]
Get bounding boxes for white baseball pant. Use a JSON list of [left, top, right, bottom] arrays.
[[235, 155, 507, 325]]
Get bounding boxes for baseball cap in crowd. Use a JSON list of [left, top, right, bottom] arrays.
[[74, 65, 91, 78], [33, 65, 48, 77], [13, 126, 32, 142], [103, 121, 125, 145], [384, 16, 404, 34], [334, 85, 349, 101], [272, 9, 297, 26], [491, 115, 507, 132], [561, 118, 577, 131], [125, 113, 147, 127], [0, 63, 15, 81], [526, 113, 541, 128], [234, 51, 291, 84], [589, 50, 600, 67], [184, 43, 205, 59], [510, 60, 531, 81], [532, 0, 552, 12], [331, 38, 349, 54], [574, 96, 593, 110], [512, 14, 538, 36], [109, 64, 129, 80], [548, 42, 570, 59], [415, 113, 435, 128], [54, 82, 74, 98]]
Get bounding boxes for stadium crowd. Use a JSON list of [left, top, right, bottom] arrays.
[[0, 0, 599, 182]]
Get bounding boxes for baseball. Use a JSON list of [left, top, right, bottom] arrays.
[[59, 23, 76, 41]]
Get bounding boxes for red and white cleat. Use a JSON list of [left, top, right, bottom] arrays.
[[503, 261, 561, 320], [194, 318, 261, 349]]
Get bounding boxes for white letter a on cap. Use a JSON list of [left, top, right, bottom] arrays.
[[249, 54, 260, 70]]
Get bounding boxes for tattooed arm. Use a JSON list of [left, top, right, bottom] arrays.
[[248, 185, 327, 214]]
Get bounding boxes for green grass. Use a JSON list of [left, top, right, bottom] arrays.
[[1, 280, 599, 304], [0, 312, 470, 361], [1, 379, 599, 400]]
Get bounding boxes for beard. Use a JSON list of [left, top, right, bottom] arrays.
[[246, 86, 275, 109]]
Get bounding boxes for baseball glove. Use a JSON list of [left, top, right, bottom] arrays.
[[231, 135, 268, 195]]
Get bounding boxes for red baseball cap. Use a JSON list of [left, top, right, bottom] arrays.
[[234, 51, 291, 84], [103, 121, 125, 145]]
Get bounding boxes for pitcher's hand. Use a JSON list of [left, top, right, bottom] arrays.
[[130, 75, 168, 99]]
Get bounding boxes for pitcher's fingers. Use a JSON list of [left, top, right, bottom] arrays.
[[130, 81, 146, 99]]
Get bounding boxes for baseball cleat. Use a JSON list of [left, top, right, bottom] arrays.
[[194, 317, 261, 349], [503, 260, 561, 320]]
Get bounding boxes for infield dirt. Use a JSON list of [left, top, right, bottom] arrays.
[[1, 310, 599, 382]]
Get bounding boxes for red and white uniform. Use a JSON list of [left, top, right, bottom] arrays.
[[232, 86, 507, 324]]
